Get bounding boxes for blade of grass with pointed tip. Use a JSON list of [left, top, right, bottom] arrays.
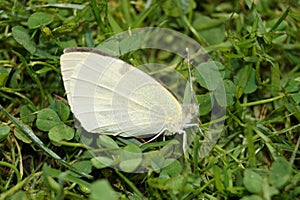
[[0, 104, 92, 179]]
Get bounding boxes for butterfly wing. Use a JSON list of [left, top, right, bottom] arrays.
[[60, 49, 183, 137]]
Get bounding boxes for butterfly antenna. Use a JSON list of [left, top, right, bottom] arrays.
[[186, 48, 196, 104]]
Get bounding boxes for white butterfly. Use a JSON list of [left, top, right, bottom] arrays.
[[60, 47, 198, 141]]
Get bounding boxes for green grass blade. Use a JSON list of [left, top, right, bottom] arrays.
[[0, 104, 92, 179]]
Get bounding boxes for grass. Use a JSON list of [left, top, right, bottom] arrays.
[[0, 0, 300, 199]]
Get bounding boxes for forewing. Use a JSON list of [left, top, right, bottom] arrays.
[[60, 50, 182, 137]]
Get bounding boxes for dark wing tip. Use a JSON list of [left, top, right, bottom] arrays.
[[63, 47, 115, 58]]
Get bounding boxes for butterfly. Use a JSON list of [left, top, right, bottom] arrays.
[[60, 47, 199, 144]]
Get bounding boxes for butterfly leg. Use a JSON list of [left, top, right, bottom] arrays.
[[140, 128, 168, 146]]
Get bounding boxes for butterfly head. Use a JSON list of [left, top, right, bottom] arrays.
[[182, 104, 199, 123], [164, 103, 199, 135]]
